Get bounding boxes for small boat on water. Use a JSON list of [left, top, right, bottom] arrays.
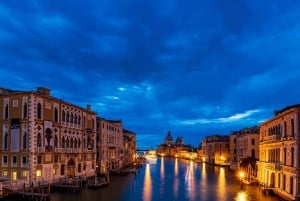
[[87, 177, 110, 190]]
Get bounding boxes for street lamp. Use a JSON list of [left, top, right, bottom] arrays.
[[239, 171, 244, 189]]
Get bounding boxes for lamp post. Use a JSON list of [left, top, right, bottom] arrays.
[[239, 171, 244, 189]]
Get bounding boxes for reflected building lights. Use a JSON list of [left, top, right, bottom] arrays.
[[234, 191, 247, 201], [143, 163, 152, 201], [217, 167, 226, 201], [160, 157, 165, 179], [173, 158, 179, 199], [185, 161, 195, 201]]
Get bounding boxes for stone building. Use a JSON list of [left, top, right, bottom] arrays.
[[0, 87, 96, 185], [96, 118, 124, 174], [201, 135, 230, 166], [257, 104, 300, 200], [123, 129, 136, 167]]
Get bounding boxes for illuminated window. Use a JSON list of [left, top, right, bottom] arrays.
[[53, 168, 58, 175], [36, 169, 42, 177], [22, 170, 27, 177], [2, 170, 7, 177], [12, 171, 17, 180]]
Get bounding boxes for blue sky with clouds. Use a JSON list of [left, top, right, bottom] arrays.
[[1, 0, 300, 149]]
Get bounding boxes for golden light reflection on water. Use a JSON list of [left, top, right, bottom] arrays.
[[160, 157, 165, 179], [217, 167, 226, 201], [173, 158, 179, 199], [200, 162, 208, 200], [143, 163, 152, 201], [234, 191, 248, 201], [185, 161, 195, 201]]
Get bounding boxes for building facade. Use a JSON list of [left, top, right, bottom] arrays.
[[123, 129, 136, 167], [96, 118, 124, 174], [201, 135, 230, 166], [257, 105, 300, 200], [0, 87, 96, 185]]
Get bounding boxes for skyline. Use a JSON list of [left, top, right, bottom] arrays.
[[1, 1, 300, 149]]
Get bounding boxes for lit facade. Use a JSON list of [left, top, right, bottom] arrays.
[[0, 87, 96, 185], [123, 129, 136, 167], [201, 135, 230, 166], [257, 105, 300, 201], [96, 118, 124, 174]]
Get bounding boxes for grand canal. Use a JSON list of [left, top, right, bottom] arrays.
[[49, 157, 281, 201]]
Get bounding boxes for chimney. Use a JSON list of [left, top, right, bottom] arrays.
[[87, 104, 91, 111], [37, 87, 50, 97]]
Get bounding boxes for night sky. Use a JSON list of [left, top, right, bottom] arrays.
[[1, 1, 300, 149]]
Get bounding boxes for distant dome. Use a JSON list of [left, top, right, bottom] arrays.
[[164, 131, 174, 146]]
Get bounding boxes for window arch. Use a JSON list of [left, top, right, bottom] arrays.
[[66, 112, 69, 123], [37, 133, 42, 147], [23, 103, 28, 118], [4, 104, 8, 119], [54, 108, 58, 122], [37, 103, 42, 119], [291, 147, 295, 167], [62, 111, 65, 122], [23, 132, 27, 150], [66, 138, 69, 148], [62, 137, 65, 148], [74, 138, 77, 148], [284, 148, 287, 165], [54, 135, 58, 148], [291, 119, 294, 137], [3, 132, 8, 150]]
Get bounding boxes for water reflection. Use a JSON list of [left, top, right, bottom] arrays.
[[143, 164, 152, 201], [173, 158, 179, 199], [185, 161, 196, 201], [217, 167, 226, 201], [234, 191, 248, 201], [200, 162, 208, 200]]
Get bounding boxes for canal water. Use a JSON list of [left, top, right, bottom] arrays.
[[44, 158, 282, 201]]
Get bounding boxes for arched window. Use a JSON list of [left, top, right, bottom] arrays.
[[37, 133, 42, 147], [66, 112, 69, 123], [291, 119, 294, 137], [62, 111, 65, 122], [3, 132, 8, 150], [291, 147, 295, 167], [37, 103, 42, 119], [54, 108, 58, 122], [284, 148, 287, 165], [70, 138, 73, 148], [54, 135, 58, 148], [4, 104, 8, 119], [74, 139, 77, 148], [70, 114, 73, 124], [62, 137, 65, 148], [66, 138, 69, 148], [23, 132, 27, 150], [23, 103, 27, 118], [74, 115, 77, 125], [78, 139, 81, 148], [78, 116, 81, 125], [83, 138, 86, 149]]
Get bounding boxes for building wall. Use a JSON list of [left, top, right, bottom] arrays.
[[0, 87, 96, 185], [258, 105, 300, 201]]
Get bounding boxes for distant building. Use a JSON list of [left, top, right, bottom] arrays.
[[201, 135, 230, 166], [164, 131, 174, 146], [257, 104, 300, 201], [0, 87, 96, 184]]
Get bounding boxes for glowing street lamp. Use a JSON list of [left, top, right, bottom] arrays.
[[239, 171, 244, 189]]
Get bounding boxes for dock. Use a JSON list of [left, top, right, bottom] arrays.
[[87, 177, 110, 190]]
